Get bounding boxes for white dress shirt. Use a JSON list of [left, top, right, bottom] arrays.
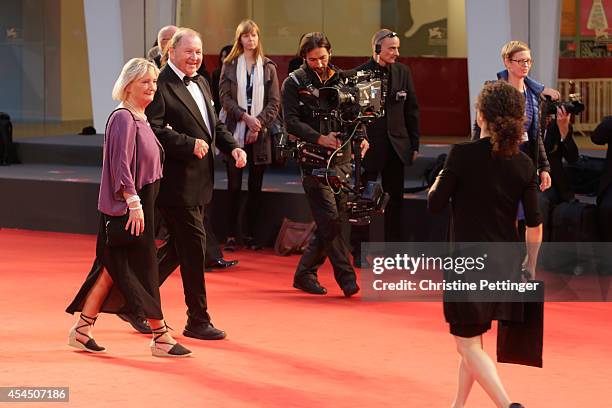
[[168, 60, 212, 136]]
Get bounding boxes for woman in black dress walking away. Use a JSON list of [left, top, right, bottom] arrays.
[[428, 81, 543, 408]]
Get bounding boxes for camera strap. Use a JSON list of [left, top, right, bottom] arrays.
[[289, 67, 310, 86], [290, 68, 317, 94]]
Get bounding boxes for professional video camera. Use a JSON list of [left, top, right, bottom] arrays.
[[318, 69, 385, 125], [543, 93, 585, 116], [277, 69, 389, 225]]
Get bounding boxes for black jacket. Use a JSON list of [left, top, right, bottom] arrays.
[[428, 137, 541, 325], [543, 122, 579, 201], [429, 138, 541, 241], [592, 116, 612, 199], [281, 63, 350, 167], [145, 65, 238, 207], [356, 58, 420, 169]]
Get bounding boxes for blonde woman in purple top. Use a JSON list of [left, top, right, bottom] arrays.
[[66, 58, 192, 358]]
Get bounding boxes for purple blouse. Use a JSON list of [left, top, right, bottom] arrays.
[[98, 109, 163, 216]]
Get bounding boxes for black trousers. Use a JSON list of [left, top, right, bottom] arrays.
[[294, 165, 356, 288], [157, 206, 210, 324], [204, 204, 223, 260], [225, 143, 266, 238], [351, 145, 405, 256], [599, 187, 612, 242], [156, 203, 222, 262]]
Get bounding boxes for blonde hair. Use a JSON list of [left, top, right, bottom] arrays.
[[500, 40, 530, 61], [224, 19, 264, 63], [111, 58, 159, 101], [161, 27, 203, 66]]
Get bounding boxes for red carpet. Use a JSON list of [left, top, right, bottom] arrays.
[[1, 228, 610, 407]]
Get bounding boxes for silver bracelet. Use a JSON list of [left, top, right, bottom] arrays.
[[126, 195, 141, 205], [128, 204, 143, 211]]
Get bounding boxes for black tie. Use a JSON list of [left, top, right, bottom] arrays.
[[183, 74, 199, 86]]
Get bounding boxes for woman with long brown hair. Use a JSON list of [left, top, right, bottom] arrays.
[[219, 19, 280, 250], [429, 81, 543, 408]]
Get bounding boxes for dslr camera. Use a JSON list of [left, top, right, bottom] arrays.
[[543, 93, 585, 116]]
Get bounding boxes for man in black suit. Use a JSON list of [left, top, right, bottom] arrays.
[[351, 29, 420, 266], [149, 25, 238, 273], [592, 116, 612, 241], [145, 27, 247, 340]]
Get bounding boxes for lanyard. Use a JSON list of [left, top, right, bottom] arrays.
[[246, 64, 255, 110]]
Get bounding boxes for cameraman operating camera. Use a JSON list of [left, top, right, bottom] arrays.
[[281, 32, 369, 297]]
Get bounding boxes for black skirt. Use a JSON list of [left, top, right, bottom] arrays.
[[444, 246, 524, 336], [66, 180, 163, 320]]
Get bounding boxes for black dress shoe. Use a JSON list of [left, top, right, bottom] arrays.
[[224, 237, 237, 252], [183, 322, 227, 340], [244, 236, 263, 251], [509, 404, 524, 408], [342, 282, 360, 297], [205, 258, 239, 271], [118, 313, 152, 334], [293, 279, 327, 295]]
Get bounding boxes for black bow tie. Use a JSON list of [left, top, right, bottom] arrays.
[[183, 74, 199, 86]]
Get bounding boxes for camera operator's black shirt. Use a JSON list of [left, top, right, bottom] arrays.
[[281, 63, 351, 168]]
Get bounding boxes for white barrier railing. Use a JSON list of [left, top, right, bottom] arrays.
[[558, 78, 612, 135]]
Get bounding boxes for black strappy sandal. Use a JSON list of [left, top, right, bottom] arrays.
[[150, 323, 192, 358], [68, 313, 106, 353]]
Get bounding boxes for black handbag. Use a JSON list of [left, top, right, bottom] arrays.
[[105, 213, 143, 247], [252, 126, 272, 165], [496, 280, 544, 368], [104, 109, 143, 248]]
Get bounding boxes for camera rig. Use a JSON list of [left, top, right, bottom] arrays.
[[277, 69, 390, 225]]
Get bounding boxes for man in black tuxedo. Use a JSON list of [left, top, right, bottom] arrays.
[[145, 27, 247, 340], [351, 29, 420, 266], [149, 24, 238, 273]]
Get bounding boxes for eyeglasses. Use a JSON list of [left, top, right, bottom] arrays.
[[510, 58, 532, 66]]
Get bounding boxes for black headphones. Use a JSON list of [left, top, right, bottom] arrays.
[[375, 31, 398, 55]]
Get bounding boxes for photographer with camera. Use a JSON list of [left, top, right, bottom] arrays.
[[543, 106, 579, 205], [281, 32, 369, 297], [350, 29, 420, 267]]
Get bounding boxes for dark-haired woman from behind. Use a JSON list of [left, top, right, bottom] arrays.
[[428, 81, 543, 408]]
